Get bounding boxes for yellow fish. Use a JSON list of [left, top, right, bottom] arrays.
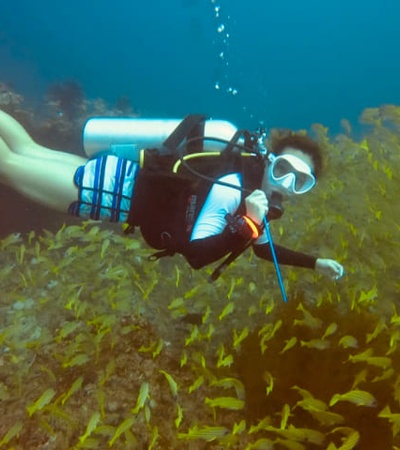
[[219, 301, 235, 321], [387, 329, 400, 355], [328, 426, 360, 450], [148, 425, 159, 450], [174, 265, 181, 287], [390, 305, 400, 326], [168, 297, 185, 310], [55, 321, 81, 342], [205, 396, 245, 410], [62, 353, 90, 368], [175, 404, 183, 428], [259, 320, 283, 340], [233, 327, 249, 350], [351, 369, 368, 390], [131, 382, 150, 414], [109, 415, 136, 447], [292, 386, 330, 416], [188, 375, 204, 394], [99, 360, 115, 386], [321, 322, 338, 340], [366, 318, 387, 343], [0, 421, 23, 447], [371, 368, 394, 383], [202, 305, 211, 324], [78, 411, 101, 444], [338, 335, 359, 349], [152, 339, 164, 358], [295, 396, 328, 413], [232, 420, 246, 435], [216, 345, 234, 368], [26, 388, 56, 417], [259, 320, 283, 353], [294, 303, 323, 330], [300, 339, 330, 350], [378, 405, 400, 437], [263, 371, 274, 396], [178, 425, 229, 442], [180, 351, 188, 368], [394, 376, 400, 404], [248, 281, 256, 294], [329, 389, 377, 408], [279, 404, 291, 430], [348, 348, 392, 369], [100, 238, 110, 258], [159, 370, 178, 398], [274, 439, 305, 450], [308, 409, 345, 427], [185, 325, 199, 346], [248, 417, 272, 434], [246, 438, 275, 449], [265, 424, 325, 445], [59, 376, 84, 406], [280, 336, 298, 354], [357, 285, 378, 305], [210, 377, 245, 400]]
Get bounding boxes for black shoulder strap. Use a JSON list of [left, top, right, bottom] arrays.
[[162, 114, 207, 155], [241, 154, 265, 193]]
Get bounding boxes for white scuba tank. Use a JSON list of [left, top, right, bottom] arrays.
[[83, 117, 240, 161]]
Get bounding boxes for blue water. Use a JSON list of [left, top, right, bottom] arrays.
[[1, 0, 399, 133]]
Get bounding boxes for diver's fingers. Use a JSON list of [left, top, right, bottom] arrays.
[[245, 190, 269, 225], [315, 259, 345, 281]]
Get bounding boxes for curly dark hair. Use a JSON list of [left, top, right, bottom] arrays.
[[268, 130, 324, 178]]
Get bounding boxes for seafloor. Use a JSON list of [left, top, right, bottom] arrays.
[[0, 82, 400, 449]]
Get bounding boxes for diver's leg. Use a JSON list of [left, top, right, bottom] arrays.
[[0, 137, 79, 212], [0, 109, 85, 165]]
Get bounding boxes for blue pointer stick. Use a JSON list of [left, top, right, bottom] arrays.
[[263, 217, 288, 303]]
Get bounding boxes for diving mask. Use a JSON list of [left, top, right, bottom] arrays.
[[268, 154, 316, 195]]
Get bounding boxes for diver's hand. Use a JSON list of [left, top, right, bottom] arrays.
[[315, 258, 344, 281], [245, 190, 269, 225]]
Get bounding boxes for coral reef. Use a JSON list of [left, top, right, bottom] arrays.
[[0, 80, 137, 151], [0, 85, 400, 448]]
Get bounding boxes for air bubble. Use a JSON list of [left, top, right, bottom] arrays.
[[210, 0, 239, 99], [227, 87, 238, 96]]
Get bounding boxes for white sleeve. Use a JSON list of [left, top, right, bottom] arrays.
[[190, 173, 242, 241]]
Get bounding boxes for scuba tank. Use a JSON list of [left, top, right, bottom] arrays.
[[83, 117, 241, 161]]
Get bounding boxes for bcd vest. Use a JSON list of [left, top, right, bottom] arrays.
[[126, 151, 265, 256]]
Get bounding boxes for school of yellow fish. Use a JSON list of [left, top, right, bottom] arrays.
[[0, 104, 400, 449]]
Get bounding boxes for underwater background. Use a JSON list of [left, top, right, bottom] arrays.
[[1, 0, 400, 449]]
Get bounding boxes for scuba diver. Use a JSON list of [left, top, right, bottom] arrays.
[[0, 110, 344, 287]]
